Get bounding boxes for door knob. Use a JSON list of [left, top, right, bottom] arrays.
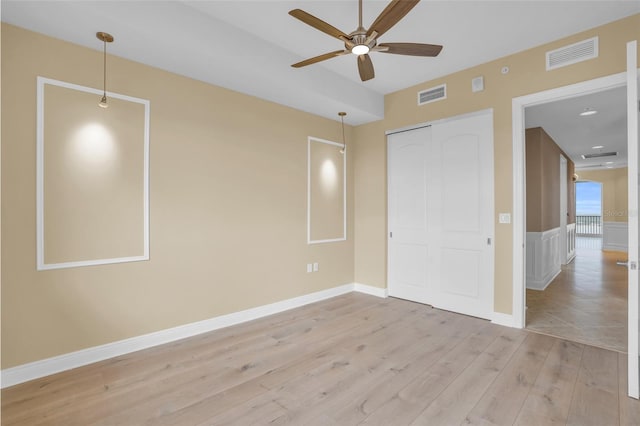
[[617, 260, 638, 270]]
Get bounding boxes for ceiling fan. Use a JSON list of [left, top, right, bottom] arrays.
[[289, 0, 442, 82]]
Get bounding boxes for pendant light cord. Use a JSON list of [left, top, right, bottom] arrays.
[[339, 112, 347, 153], [341, 115, 346, 150], [103, 38, 107, 97]]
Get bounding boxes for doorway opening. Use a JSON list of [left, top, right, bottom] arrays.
[[576, 180, 604, 249], [518, 80, 629, 353]]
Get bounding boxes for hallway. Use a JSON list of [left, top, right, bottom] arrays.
[[526, 238, 628, 353]]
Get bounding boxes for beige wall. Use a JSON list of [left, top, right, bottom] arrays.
[[42, 83, 147, 264], [578, 167, 628, 222], [3, 14, 639, 369], [525, 127, 576, 232], [353, 14, 640, 314], [309, 139, 346, 242], [1, 24, 355, 368]]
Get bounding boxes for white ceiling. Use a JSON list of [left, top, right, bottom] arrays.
[[526, 86, 629, 170], [2, 0, 639, 126]]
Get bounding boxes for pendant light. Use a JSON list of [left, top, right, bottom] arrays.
[[338, 112, 347, 154], [96, 32, 114, 108]]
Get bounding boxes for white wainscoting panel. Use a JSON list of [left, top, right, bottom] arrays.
[[566, 223, 576, 263], [526, 227, 561, 290], [603, 221, 628, 251]]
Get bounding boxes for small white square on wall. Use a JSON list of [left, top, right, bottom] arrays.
[[472, 76, 484, 93]]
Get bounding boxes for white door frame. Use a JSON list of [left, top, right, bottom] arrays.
[[559, 155, 568, 265], [625, 40, 638, 399], [512, 71, 634, 329]]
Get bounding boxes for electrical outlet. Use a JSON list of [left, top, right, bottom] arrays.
[[313, 262, 319, 272], [306, 263, 312, 273], [499, 213, 511, 224]]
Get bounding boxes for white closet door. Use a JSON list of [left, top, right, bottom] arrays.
[[387, 126, 433, 304], [430, 112, 494, 319], [388, 111, 494, 320]]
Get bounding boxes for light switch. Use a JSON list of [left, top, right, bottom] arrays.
[[313, 262, 319, 272], [499, 213, 511, 224], [306, 263, 312, 273]]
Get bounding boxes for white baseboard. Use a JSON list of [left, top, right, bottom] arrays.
[[491, 312, 517, 328], [1, 282, 389, 389], [527, 268, 561, 291], [354, 283, 388, 298]]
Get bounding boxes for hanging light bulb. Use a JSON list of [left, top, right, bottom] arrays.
[[96, 32, 114, 108], [338, 112, 347, 154]]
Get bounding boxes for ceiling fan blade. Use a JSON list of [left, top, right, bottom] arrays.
[[366, 0, 420, 39], [292, 50, 348, 68], [357, 54, 375, 81], [289, 9, 349, 40], [377, 42, 443, 57]]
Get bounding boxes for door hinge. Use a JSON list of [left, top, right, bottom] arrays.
[[487, 237, 492, 245], [390, 231, 393, 238]]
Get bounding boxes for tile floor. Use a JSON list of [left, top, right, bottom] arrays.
[[526, 237, 628, 353]]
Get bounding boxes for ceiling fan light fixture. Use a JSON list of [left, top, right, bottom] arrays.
[[352, 44, 370, 55]]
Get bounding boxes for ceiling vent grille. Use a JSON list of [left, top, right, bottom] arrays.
[[418, 84, 446, 106], [581, 151, 617, 159], [546, 37, 598, 71]]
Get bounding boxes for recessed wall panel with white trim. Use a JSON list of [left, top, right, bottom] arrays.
[[36, 77, 150, 270], [307, 136, 346, 244]]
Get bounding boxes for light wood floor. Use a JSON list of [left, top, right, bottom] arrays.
[[3, 293, 639, 425], [526, 239, 628, 353]]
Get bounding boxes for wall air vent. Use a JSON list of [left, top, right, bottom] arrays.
[[581, 151, 617, 159], [418, 84, 446, 106], [546, 37, 598, 71]]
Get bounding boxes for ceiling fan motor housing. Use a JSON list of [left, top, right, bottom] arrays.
[[349, 32, 376, 51]]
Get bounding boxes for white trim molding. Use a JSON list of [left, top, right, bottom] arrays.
[[603, 221, 629, 252], [512, 70, 633, 329], [307, 136, 347, 245], [492, 312, 517, 328], [566, 223, 576, 264], [1, 283, 386, 388], [354, 283, 388, 298], [36, 76, 150, 270], [526, 228, 562, 291]]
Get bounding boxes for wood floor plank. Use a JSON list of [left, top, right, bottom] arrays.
[[282, 309, 480, 424], [73, 299, 392, 426], [463, 332, 556, 425], [349, 320, 501, 425], [0, 293, 375, 424], [408, 327, 528, 426], [92, 297, 408, 426], [566, 344, 620, 426], [513, 339, 584, 426], [1, 294, 635, 426]]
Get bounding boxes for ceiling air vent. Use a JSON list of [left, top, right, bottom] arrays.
[[418, 84, 446, 106], [581, 151, 617, 160], [546, 37, 598, 71]]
